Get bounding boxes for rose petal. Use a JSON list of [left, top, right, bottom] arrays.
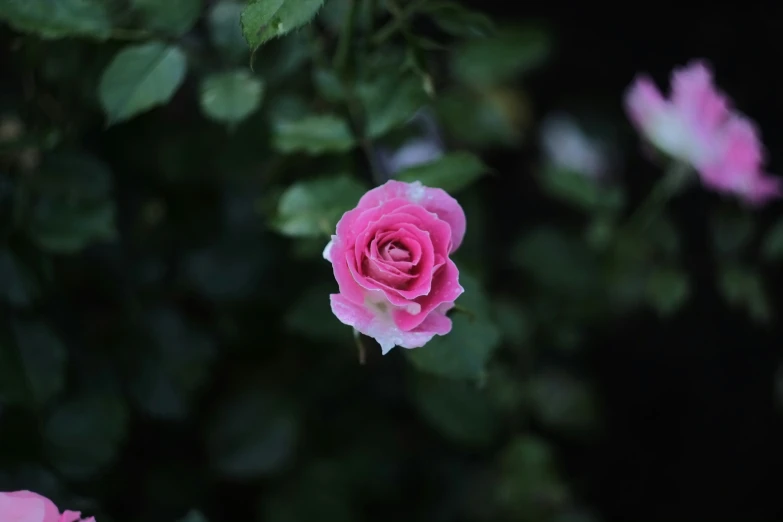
[[393, 258, 463, 331], [355, 181, 466, 252], [0, 491, 64, 522], [330, 293, 452, 354]]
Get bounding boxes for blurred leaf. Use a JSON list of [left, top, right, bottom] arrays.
[[27, 151, 116, 254], [313, 67, 346, 102], [711, 208, 754, 257], [496, 436, 569, 519], [484, 365, 526, 415], [98, 42, 188, 125], [717, 264, 771, 323], [645, 267, 690, 317], [44, 392, 128, 480], [0, 249, 38, 306], [411, 374, 499, 447], [199, 70, 264, 124], [272, 114, 355, 154], [240, 0, 323, 51], [513, 227, 599, 295], [761, 218, 783, 262], [406, 272, 501, 380], [424, 2, 495, 38], [395, 151, 487, 193], [319, 0, 374, 35], [207, 389, 298, 478], [357, 72, 428, 139], [438, 86, 528, 148], [529, 372, 598, 435], [208, 1, 248, 62], [273, 174, 367, 238], [1, 319, 67, 408], [0, 0, 112, 39], [128, 308, 216, 420], [539, 165, 624, 213], [286, 283, 352, 344], [452, 25, 550, 87], [132, 0, 202, 36]]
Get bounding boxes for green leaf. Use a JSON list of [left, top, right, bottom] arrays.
[[0, 0, 112, 39], [27, 151, 116, 254], [128, 308, 216, 420], [273, 174, 367, 238], [406, 272, 501, 380], [395, 152, 487, 193], [539, 165, 625, 213], [208, 1, 248, 62], [272, 114, 355, 154], [44, 392, 128, 480], [98, 42, 187, 125], [0, 249, 38, 306], [240, 0, 323, 51], [1, 319, 68, 408], [424, 2, 495, 38], [717, 265, 771, 323], [410, 374, 499, 447], [199, 70, 264, 124], [206, 389, 298, 478], [645, 267, 691, 317], [761, 218, 783, 262], [452, 24, 550, 87], [357, 73, 428, 139], [132, 0, 202, 36]]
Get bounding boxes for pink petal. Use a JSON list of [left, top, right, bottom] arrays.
[[0, 491, 65, 522], [624, 75, 667, 133], [355, 181, 466, 252], [330, 293, 452, 354], [393, 258, 464, 331], [671, 60, 730, 137]]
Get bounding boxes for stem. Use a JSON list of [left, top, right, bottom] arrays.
[[622, 161, 693, 235], [371, 0, 426, 45], [333, 0, 358, 72]]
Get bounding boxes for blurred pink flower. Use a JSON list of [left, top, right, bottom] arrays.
[[625, 60, 779, 204], [0, 490, 95, 522]]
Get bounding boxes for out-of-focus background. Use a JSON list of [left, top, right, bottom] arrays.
[[1, 1, 782, 521]]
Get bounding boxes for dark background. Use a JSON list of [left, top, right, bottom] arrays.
[[474, 5, 783, 520]]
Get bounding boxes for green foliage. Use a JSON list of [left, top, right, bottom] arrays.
[[241, 0, 324, 52], [0, 0, 113, 39], [272, 114, 356, 154], [199, 70, 265, 124], [0, 1, 770, 521], [132, 0, 203, 36], [273, 174, 368, 237], [395, 151, 488, 192], [99, 42, 188, 125]]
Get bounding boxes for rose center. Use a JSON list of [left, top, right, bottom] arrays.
[[382, 241, 411, 262]]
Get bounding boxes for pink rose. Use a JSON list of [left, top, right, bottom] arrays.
[[0, 490, 95, 522], [624, 59, 779, 204], [323, 180, 466, 354]]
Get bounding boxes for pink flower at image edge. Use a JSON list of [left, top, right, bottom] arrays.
[[624, 59, 780, 204], [323, 180, 466, 354], [0, 490, 94, 522]]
